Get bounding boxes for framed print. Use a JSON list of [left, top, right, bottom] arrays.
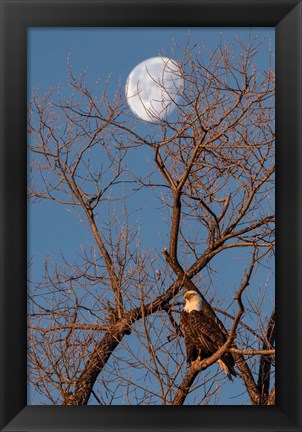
[[0, 0, 301, 431]]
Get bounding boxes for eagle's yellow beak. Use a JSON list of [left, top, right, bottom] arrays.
[[183, 292, 190, 300]]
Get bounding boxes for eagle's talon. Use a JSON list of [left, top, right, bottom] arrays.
[[189, 359, 200, 368]]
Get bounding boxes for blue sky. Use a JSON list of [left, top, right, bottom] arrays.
[[28, 27, 275, 405]]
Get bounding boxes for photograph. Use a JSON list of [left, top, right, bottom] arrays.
[[27, 27, 275, 406]]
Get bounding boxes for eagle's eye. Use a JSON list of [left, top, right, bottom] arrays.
[[184, 291, 198, 301]]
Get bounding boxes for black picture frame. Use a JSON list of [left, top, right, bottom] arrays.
[[0, 0, 301, 430]]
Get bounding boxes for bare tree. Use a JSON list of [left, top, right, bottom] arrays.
[[28, 34, 275, 406]]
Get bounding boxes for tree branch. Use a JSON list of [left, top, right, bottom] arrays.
[[257, 308, 275, 404]]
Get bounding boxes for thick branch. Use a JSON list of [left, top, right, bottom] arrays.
[[230, 348, 275, 356], [257, 308, 275, 404], [63, 318, 130, 405], [28, 323, 108, 333]]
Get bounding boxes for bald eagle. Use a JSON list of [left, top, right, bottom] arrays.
[[180, 290, 236, 380]]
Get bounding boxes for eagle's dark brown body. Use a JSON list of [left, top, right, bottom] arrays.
[[180, 309, 236, 380]]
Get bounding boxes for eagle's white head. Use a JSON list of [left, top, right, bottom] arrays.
[[183, 290, 202, 313]]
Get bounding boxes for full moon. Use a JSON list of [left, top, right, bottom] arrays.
[[125, 57, 183, 123]]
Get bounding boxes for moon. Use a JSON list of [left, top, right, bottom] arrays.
[[125, 57, 183, 123]]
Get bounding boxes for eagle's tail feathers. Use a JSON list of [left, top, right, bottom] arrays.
[[217, 359, 236, 381]]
